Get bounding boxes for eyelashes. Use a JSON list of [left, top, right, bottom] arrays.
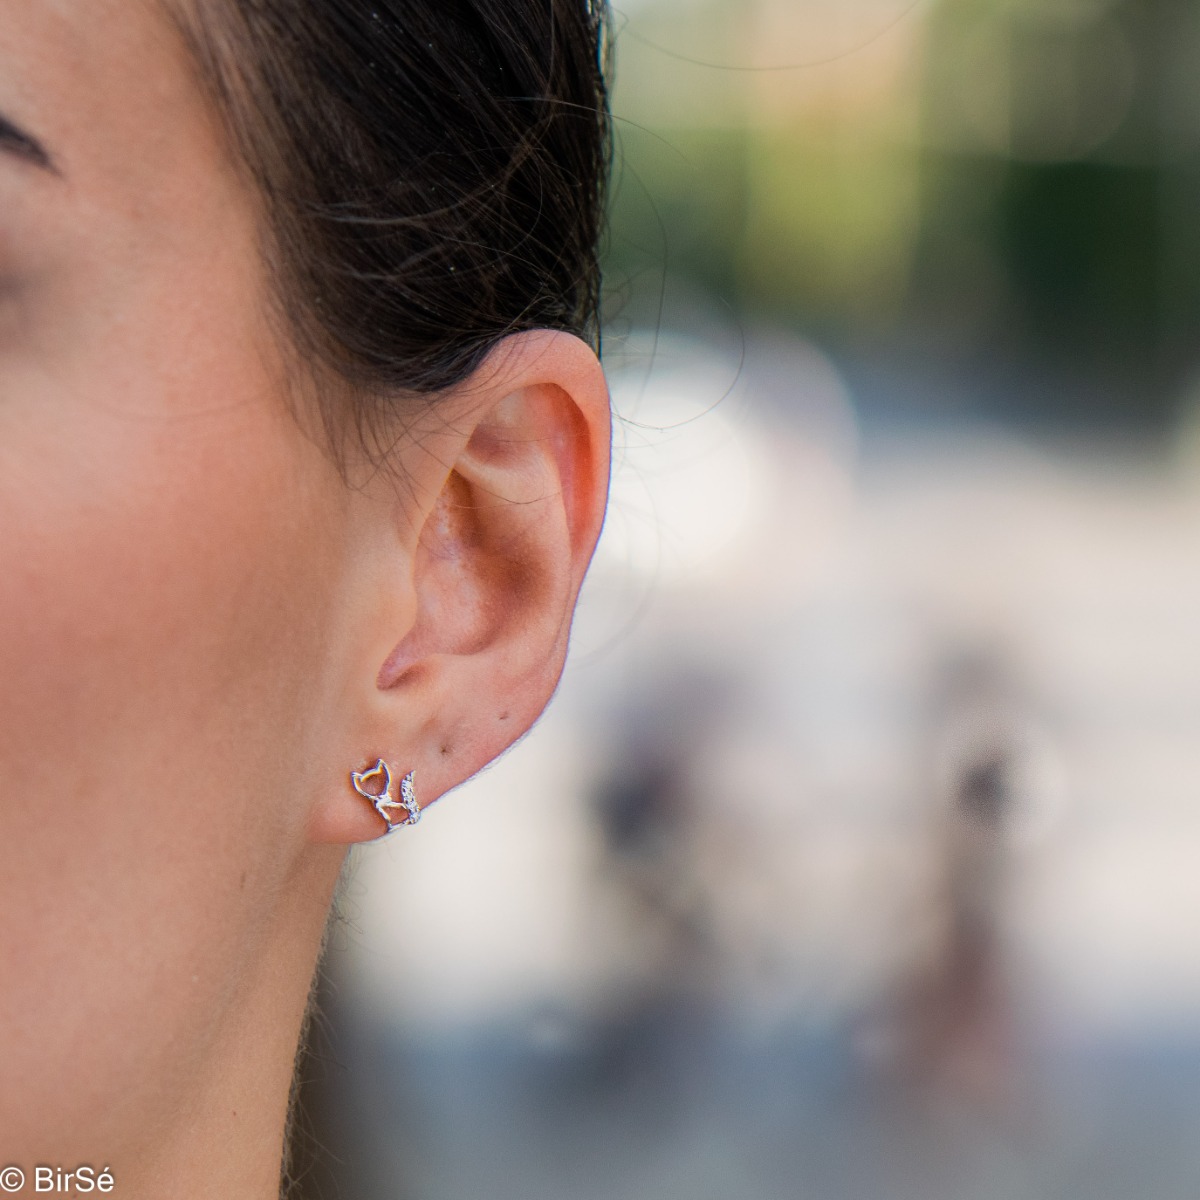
[[0, 112, 54, 173]]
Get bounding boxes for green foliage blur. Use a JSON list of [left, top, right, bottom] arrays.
[[605, 0, 1200, 425]]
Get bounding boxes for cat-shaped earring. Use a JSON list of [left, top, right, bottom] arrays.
[[350, 759, 420, 832]]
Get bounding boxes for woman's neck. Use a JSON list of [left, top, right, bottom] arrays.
[[114, 846, 346, 1200]]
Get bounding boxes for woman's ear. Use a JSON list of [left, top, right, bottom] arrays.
[[309, 330, 610, 843]]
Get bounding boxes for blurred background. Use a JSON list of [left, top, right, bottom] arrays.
[[290, 2, 1200, 1196]]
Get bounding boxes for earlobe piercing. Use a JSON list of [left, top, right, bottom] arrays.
[[350, 758, 420, 832]]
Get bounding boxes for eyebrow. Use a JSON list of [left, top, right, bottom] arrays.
[[0, 110, 55, 172]]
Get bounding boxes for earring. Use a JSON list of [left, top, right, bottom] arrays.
[[350, 758, 421, 832]]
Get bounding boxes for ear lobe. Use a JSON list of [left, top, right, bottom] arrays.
[[308, 331, 609, 845]]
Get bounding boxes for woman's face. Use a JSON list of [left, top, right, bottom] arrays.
[[0, 0, 370, 1161]]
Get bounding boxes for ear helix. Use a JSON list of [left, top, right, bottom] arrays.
[[349, 758, 420, 834]]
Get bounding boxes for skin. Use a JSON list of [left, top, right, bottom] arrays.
[[0, 2, 610, 1195]]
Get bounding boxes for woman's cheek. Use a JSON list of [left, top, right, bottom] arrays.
[[0, 355, 340, 1159]]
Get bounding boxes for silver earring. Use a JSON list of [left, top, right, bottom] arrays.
[[350, 758, 420, 832]]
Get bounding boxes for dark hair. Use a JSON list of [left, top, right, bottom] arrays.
[[176, 0, 611, 451]]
